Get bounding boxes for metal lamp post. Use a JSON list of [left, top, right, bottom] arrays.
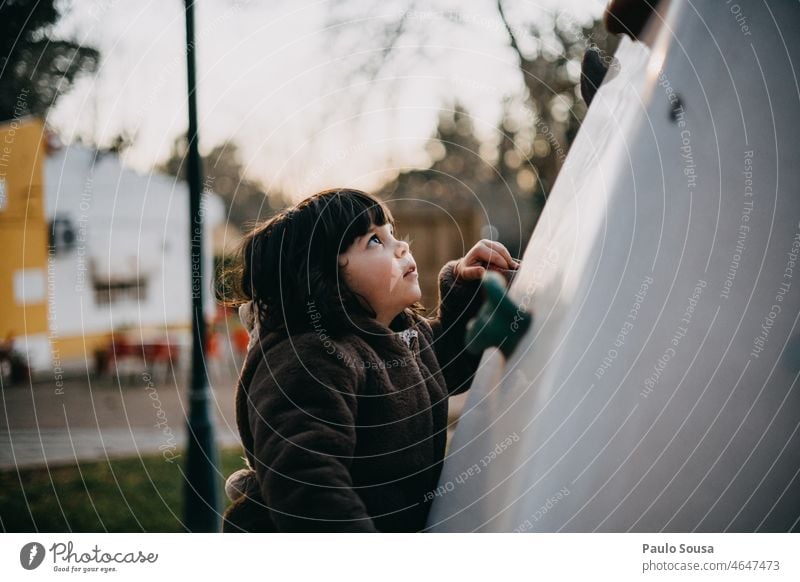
[[182, 0, 220, 532]]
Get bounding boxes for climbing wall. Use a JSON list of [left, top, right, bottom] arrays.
[[427, 0, 800, 532]]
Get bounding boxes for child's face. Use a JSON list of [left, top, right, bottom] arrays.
[[338, 222, 421, 326]]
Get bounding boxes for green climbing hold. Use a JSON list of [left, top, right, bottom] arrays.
[[464, 270, 533, 358]]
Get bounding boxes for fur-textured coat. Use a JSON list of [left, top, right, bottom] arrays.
[[222, 260, 484, 532]]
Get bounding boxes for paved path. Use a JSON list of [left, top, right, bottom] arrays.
[[1, 359, 243, 470], [0, 427, 241, 469], [1, 354, 467, 470]]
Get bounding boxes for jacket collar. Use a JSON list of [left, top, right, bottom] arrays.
[[247, 308, 423, 364], [347, 308, 422, 360]]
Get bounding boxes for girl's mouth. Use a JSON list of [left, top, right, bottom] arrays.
[[403, 264, 417, 278]]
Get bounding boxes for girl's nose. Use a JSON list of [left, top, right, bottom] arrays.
[[396, 238, 410, 257]]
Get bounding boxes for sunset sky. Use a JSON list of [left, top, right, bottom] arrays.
[[48, 0, 603, 199]]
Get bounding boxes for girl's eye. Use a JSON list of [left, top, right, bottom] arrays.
[[368, 234, 382, 246]]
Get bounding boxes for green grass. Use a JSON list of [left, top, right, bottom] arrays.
[[0, 448, 247, 532]]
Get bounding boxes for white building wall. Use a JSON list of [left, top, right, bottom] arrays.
[[36, 145, 223, 370]]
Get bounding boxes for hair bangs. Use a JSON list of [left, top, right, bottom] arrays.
[[318, 189, 394, 254]]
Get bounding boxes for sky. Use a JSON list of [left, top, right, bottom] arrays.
[[48, 0, 604, 200]]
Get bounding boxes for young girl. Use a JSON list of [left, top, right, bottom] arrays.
[[222, 188, 518, 532]]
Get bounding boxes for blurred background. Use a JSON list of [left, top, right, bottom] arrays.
[[0, 0, 615, 531]]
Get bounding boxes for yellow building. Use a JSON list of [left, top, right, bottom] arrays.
[[0, 117, 50, 369], [1, 117, 225, 376]]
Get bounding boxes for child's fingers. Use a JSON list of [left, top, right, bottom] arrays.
[[458, 264, 486, 280], [471, 241, 513, 270], [483, 240, 519, 268]]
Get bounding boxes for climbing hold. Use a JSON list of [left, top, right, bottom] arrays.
[[464, 271, 532, 358]]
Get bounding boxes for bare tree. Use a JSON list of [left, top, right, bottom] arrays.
[[322, 1, 617, 204]]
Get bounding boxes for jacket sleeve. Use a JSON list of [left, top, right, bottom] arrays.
[[427, 259, 485, 396], [247, 337, 378, 532]]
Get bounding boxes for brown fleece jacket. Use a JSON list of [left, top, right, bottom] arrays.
[[222, 260, 484, 532]]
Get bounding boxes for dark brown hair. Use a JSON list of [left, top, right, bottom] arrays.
[[222, 188, 423, 338]]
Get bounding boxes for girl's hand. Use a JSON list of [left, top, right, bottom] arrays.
[[454, 239, 520, 281]]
